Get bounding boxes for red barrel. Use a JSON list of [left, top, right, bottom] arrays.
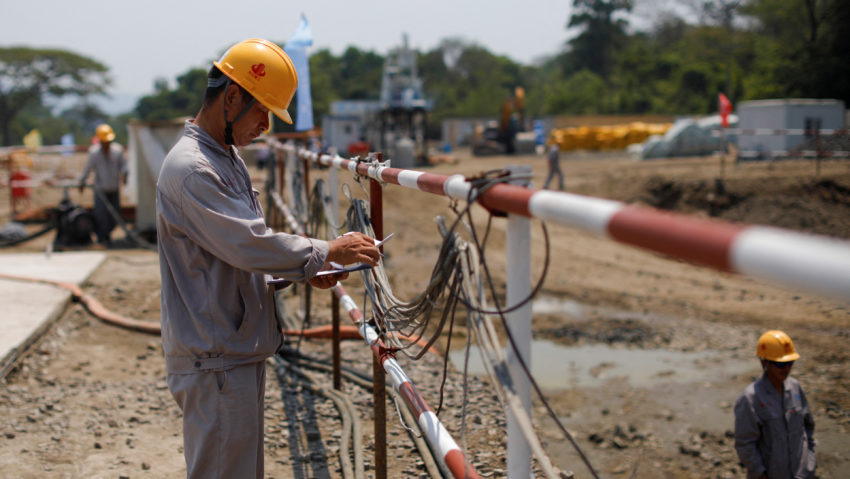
[[11, 170, 31, 200]]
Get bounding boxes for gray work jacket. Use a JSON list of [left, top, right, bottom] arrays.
[[734, 374, 816, 479], [156, 120, 328, 374], [79, 143, 128, 192]]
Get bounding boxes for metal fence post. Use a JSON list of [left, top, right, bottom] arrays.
[[505, 165, 532, 478]]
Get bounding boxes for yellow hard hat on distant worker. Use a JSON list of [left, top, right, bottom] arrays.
[[95, 124, 116, 143], [756, 330, 800, 362], [214, 38, 298, 124]]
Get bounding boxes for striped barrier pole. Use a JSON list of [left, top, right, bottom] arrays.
[[265, 159, 480, 478], [333, 283, 481, 479], [298, 149, 850, 302], [721, 128, 847, 136]]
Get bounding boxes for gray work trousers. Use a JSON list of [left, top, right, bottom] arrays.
[[168, 361, 267, 479], [93, 189, 120, 244], [544, 161, 564, 190]]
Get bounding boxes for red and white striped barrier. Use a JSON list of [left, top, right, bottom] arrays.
[[267, 187, 480, 478], [737, 150, 850, 159], [332, 283, 481, 479], [299, 149, 850, 302], [723, 128, 847, 136]]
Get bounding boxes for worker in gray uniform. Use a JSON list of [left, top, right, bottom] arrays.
[[156, 38, 380, 479], [734, 330, 816, 479], [78, 123, 128, 246]]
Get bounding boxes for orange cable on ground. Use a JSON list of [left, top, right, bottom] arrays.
[[1, 272, 442, 347], [0, 272, 161, 335]]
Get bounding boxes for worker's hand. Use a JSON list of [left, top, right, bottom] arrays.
[[326, 232, 380, 267], [308, 270, 348, 289]]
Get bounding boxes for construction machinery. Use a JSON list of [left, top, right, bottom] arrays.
[[53, 188, 95, 248], [377, 35, 431, 167], [472, 86, 527, 156]]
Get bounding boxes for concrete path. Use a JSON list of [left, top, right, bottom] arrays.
[[0, 251, 106, 375]]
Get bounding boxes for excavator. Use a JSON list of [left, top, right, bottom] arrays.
[[472, 86, 526, 156]]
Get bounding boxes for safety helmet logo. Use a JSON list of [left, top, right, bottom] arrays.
[[250, 63, 266, 80]]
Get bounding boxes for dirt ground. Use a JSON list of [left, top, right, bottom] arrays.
[[1, 147, 849, 478]]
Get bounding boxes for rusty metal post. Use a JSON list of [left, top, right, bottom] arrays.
[[268, 150, 279, 229], [278, 149, 286, 230], [6, 156, 14, 216], [302, 155, 311, 213], [369, 152, 386, 479], [330, 153, 342, 392], [332, 292, 341, 390], [302, 154, 312, 327]]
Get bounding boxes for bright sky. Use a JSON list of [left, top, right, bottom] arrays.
[[4, 0, 580, 112]]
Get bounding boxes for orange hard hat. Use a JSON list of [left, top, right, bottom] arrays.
[[95, 124, 115, 143], [756, 330, 800, 362], [214, 38, 298, 124]]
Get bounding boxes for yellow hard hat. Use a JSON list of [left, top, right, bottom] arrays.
[[756, 330, 800, 362], [214, 38, 298, 124], [95, 124, 115, 143]]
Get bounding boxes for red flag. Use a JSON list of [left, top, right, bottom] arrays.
[[718, 93, 732, 128]]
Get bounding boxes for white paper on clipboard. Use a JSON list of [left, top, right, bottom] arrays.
[[314, 262, 373, 277]]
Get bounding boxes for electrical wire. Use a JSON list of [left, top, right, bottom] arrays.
[[338, 168, 599, 479], [91, 185, 157, 251], [271, 149, 601, 478], [0, 221, 56, 247], [276, 346, 443, 479]]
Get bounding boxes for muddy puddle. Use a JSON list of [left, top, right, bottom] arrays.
[[450, 340, 759, 390], [452, 296, 760, 390], [532, 295, 669, 322]]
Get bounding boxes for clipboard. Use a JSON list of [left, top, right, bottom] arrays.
[[314, 262, 374, 277]]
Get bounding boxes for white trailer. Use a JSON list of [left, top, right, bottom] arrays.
[[737, 98, 845, 159]]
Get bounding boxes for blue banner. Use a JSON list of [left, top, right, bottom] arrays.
[[285, 15, 314, 132]]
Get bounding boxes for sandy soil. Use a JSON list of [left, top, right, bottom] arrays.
[[1, 148, 849, 478]]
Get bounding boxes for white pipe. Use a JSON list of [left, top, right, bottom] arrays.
[[505, 166, 533, 478]]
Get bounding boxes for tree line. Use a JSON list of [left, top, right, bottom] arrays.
[[1, 0, 847, 146]]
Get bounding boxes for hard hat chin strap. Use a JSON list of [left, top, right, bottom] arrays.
[[221, 78, 257, 145]]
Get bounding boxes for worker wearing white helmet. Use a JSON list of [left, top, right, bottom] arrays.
[[156, 39, 379, 478], [734, 330, 816, 479]]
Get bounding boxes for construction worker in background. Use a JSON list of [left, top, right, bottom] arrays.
[[156, 38, 379, 479], [734, 330, 816, 479], [78, 123, 127, 246], [544, 137, 564, 191]]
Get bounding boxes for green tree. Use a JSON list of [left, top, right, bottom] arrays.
[[565, 0, 633, 78], [743, 0, 850, 102], [0, 47, 110, 146], [421, 40, 525, 116], [308, 48, 344, 122], [134, 68, 207, 122], [339, 47, 384, 100], [418, 39, 530, 135], [544, 70, 608, 114]]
